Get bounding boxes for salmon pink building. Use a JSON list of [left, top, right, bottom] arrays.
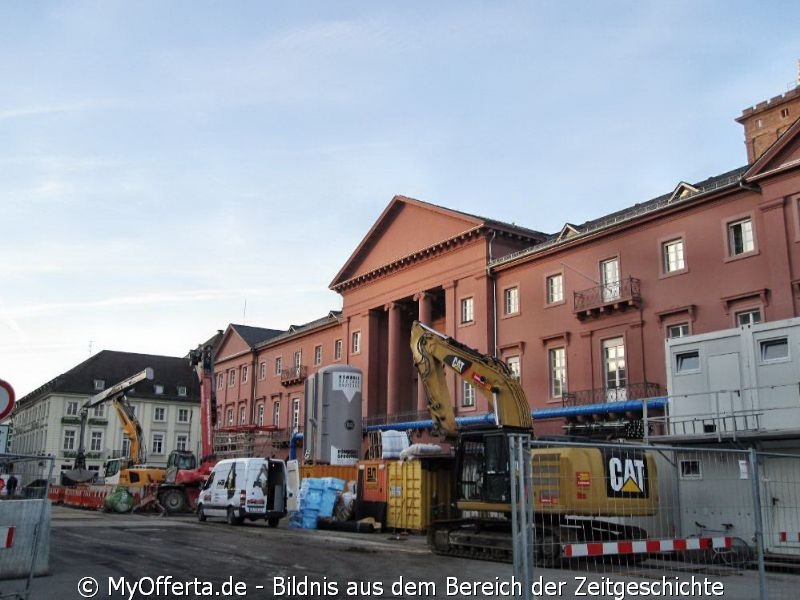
[[212, 81, 800, 451]]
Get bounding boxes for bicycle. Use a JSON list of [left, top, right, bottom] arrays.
[[689, 521, 752, 568]]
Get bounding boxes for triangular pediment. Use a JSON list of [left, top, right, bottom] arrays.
[[330, 196, 485, 288], [745, 117, 800, 182]]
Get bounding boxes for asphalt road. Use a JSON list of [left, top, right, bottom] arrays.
[[5, 507, 797, 600]]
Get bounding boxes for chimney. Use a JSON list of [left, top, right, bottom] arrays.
[[736, 68, 800, 163]]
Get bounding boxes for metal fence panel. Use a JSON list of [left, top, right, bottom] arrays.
[[528, 440, 799, 600]]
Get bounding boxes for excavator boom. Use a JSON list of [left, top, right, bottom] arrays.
[[410, 321, 532, 435]]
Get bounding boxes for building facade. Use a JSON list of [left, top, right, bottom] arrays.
[[11, 351, 200, 484], [213, 80, 800, 447]]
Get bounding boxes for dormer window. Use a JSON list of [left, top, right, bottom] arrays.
[[154, 384, 164, 395], [177, 386, 187, 397], [93, 379, 105, 391]]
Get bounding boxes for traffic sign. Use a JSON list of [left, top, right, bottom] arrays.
[[0, 379, 15, 421]]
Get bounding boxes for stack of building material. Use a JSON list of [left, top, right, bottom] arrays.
[[289, 477, 345, 529]]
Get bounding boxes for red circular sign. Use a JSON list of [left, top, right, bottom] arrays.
[[0, 379, 15, 421]]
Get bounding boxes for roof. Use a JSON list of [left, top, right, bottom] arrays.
[[255, 311, 342, 349], [492, 165, 748, 268], [18, 350, 200, 406], [229, 324, 284, 348]]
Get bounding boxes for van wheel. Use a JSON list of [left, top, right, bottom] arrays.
[[227, 508, 242, 526], [197, 505, 206, 522], [268, 517, 279, 528]]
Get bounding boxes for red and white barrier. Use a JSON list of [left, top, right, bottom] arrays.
[[779, 532, 800, 542], [1, 526, 15, 549], [564, 536, 731, 558]]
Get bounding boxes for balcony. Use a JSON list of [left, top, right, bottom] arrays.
[[573, 276, 641, 319], [562, 382, 665, 407], [281, 365, 307, 386]]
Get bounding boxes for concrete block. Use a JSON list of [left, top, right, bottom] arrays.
[[0, 499, 50, 579]]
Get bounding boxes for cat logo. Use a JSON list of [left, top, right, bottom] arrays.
[[444, 355, 471, 374], [606, 454, 649, 498]]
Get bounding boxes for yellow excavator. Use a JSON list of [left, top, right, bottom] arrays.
[[101, 393, 169, 486], [410, 321, 658, 565]]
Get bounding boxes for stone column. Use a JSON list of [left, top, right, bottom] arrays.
[[415, 291, 432, 412], [385, 301, 402, 417]]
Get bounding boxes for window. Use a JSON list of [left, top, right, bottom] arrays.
[[761, 338, 789, 362], [154, 384, 164, 395], [178, 408, 190, 423], [90, 431, 103, 452], [94, 379, 105, 391], [460, 297, 474, 323], [239, 405, 247, 425], [274, 357, 282, 376], [151, 433, 164, 455], [549, 347, 566, 398], [273, 401, 281, 428], [93, 404, 105, 418], [334, 339, 343, 360], [128, 404, 137, 418], [257, 404, 264, 426], [294, 350, 302, 368], [154, 407, 166, 422], [504, 287, 519, 315], [728, 218, 754, 256], [603, 337, 626, 400], [781, 108, 790, 118], [122, 435, 130, 457], [259, 362, 266, 380], [226, 408, 234, 426], [679, 459, 702, 480], [63, 430, 76, 451], [177, 385, 187, 397], [662, 239, 685, 273], [546, 273, 564, 304], [461, 381, 475, 407], [217, 373, 224, 389], [506, 355, 520, 380], [600, 258, 620, 302], [176, 434, 188, 451], [351, 331, 361, 354], [228, 369, 236, 387], [292, 399, 301, 430], [241, 365, 248, 384], [66, 401, 79, 416], [314, 345, 322, 366], [667, 323, 690, 339], [736, 309, 762, 326], [675, 351, 700, 373]]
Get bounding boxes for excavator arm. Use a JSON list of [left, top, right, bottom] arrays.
[[111, 395, 146, 465], [409, 321, 533, 436]]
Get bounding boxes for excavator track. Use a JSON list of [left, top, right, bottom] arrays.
[[428, 517, 646, 567]]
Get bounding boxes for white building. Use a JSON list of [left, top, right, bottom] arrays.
[[10, 350, 201, 485]]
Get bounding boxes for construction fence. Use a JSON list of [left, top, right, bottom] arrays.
[[0, 453, 55, 600], [524, 439, 799, 600]]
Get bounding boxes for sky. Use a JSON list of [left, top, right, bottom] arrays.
[[1, 1, 799, 399]]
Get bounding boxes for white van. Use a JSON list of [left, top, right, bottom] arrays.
[[197, 458, 288, 527]]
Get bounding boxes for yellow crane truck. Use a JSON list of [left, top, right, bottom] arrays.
[[410, 321, 657, 565]]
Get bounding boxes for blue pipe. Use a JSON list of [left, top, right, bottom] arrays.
[[289, 431, 304, 460], [363, 397, 666, 433]]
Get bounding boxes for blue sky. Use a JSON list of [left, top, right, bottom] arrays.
[[1, 2, 798, 397]]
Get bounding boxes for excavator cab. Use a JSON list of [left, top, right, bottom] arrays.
[[456, 431, 514, 509]]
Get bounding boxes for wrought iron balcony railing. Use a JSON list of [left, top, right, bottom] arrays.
[[280, 365, 307, 386], [561, 382, 665, 407], [573, 276, 641, 318]]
